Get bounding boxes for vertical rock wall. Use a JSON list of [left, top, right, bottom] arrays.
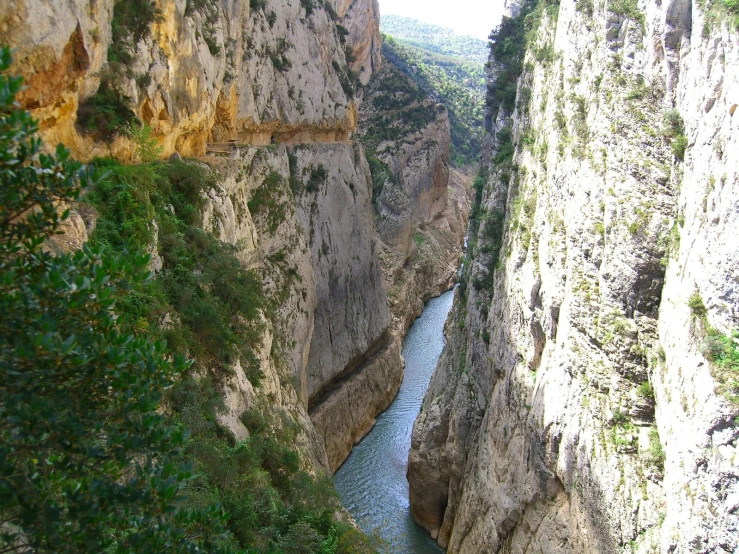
[[408, 0, 739, 551]]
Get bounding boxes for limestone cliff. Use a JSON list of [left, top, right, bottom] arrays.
[[1, 0, 380, 160], [359, 58, 472, 337], [408, 0, 739, 551], [3, 0, 407, 475], [170, 142, 404, 473]]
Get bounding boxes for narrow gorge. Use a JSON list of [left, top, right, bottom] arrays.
[[0, 0, 737, 552]]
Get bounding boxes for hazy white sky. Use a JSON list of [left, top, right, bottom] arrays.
[[378, 0, 505, 40]]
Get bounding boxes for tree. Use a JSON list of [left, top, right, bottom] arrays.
[[0, 46, 229, 553]]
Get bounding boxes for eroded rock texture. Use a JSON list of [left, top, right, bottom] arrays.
[[1, 0, 379, 160], [408, 0, 739, 551]]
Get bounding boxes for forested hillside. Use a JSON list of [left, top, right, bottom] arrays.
[[380, 15, 488, 64], [381, 34, 485, 166]]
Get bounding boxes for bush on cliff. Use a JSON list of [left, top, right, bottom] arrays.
[[0, 45, 228, 553]]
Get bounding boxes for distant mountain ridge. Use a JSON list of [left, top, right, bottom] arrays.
[[380, 14, 489, 65]]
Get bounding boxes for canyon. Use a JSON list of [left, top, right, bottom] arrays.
[[1, 0, 469, 481], [2, 0, 737, 551]]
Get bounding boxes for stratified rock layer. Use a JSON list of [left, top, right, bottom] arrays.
[[1, 0, 379, 160]]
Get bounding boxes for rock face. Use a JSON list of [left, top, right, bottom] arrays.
[[327, 0, 382, 85], [2, 0, 379, 160], [7, 0, 470, 488], [359, 59, 472, 336], [408, 0, 739, 551]]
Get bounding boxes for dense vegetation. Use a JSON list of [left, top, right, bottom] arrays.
[[486, 0, 559, 124], [1, 47, 376, 553], [380, 15, 489, 64], [381, 35, 485, 166], [83, 159, 376, 553], [0, 46, 225, 553]]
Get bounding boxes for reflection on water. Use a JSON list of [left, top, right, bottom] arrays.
[[334, 290, 454, 553]]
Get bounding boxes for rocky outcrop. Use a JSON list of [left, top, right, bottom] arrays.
[[359, 59, 472, 336], [2, 0, 380, 161], [409, 0, 739, 551], [327, 0, 382, 85]]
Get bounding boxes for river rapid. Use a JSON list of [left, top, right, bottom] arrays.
[[334, 290, 454, 553]]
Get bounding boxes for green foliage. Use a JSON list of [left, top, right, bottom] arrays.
[[612, 410, 629, 426], [380, 15, 489, 64], [472, 210, 505, 292], [0, 46, 228, 553], [109, 0, 162, 65], [702, 329, 739, 408], [608, 0, 646, 24], [381, 36, 485, 166], [87, 159, 264, 377], [688, 290, 708, 319], [250, 0, 267, 9], [301, 0, 315, 17], [493, 127, 515, 166], [130, 122, 163, 162], [700, 0, 739, 34], [575, 0, 595, 17], [306, 165, 328, 193], [77, 79, 138, 142], [662, 109, 688, 161], [637, 381, 654, 398], [366, 154, 397, 203], [168, 378, 377, 553], [645, 427, 665, 471], [360, 101, 441, 152], [248, 171, 288, 232], [672, 135, 688, 161]]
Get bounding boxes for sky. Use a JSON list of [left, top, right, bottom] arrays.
[[378, 0, 505, 41]]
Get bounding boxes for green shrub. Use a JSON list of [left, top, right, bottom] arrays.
[[76, 80, 138, 141], [637, 381, 654, 398], [301, 0, 315, 16], [248, 171, 288, 234], [494, 128, 515, 166], [130, 122, 163, 162], [366, 154, 396, 204], [612, 410, 629, 426], [688, 290, 708, 319], [662, 109, 688, 161], [702, 328, 739, 407], [645, 427, 665, 471], [672, 134, 688, 161]]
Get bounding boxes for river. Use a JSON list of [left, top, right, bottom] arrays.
[[334, 290, 454, 553]]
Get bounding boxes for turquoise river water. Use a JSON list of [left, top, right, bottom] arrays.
[[334, 290, 454, 553]]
